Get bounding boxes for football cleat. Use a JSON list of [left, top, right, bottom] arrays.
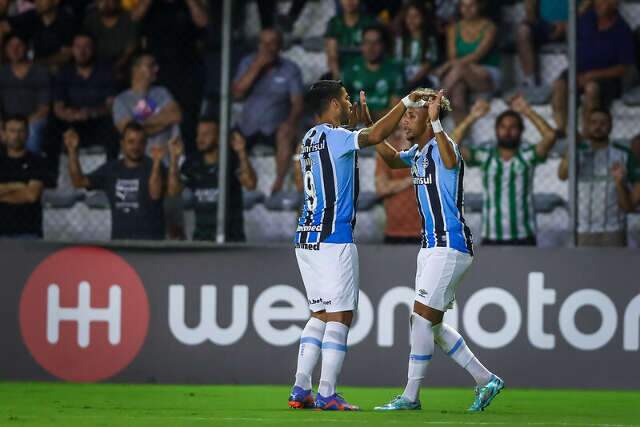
[[468, 375, 505, 412], [288, 386, 315, 409], [315, 392, 360, 411], [374, 395, 422, 411]]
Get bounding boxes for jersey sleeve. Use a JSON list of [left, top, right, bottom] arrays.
[[466, 145, 490, 167], [328, 127, 361, 158], [521, 145, 544, 166]]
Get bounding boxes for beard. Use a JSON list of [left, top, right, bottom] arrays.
[[497, 138, 520, 150]]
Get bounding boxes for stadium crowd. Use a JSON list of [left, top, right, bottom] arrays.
[[0, 0, 638, 246]]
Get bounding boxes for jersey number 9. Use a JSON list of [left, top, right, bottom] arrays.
[[304, 170, 317, 212]]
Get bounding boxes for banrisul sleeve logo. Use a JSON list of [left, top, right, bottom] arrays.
[[19, 247, 149, 382]]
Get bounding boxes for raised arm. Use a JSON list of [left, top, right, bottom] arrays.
[[358, 90, 429, 148], [427, 90, 458, 169], [167, 137, 184, 197], [149, 145, 166, 201], [452, 99, 490, 161], [64, 129, 91, 189], [230, 131, 257, 191], [325, 38, 340, 80], [185, 0, 209, 28], [611, 162, 634, 212], [510, 94, 557, 159]]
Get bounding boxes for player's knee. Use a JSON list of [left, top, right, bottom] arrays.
[[413, 301, 444, 324], [325, 310, 353, 327]]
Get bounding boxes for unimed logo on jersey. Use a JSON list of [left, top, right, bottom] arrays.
[[19, 247, 149, 382]]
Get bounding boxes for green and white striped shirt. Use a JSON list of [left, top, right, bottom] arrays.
[[467, 144, 544, 241]]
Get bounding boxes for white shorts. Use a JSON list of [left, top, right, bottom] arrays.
[[415, 247, 473, 311], [295, 243, 359, 313]]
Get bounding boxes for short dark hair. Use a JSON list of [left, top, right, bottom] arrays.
[[3, 114, 28, 129], [362, 24, 390, 48], [589, 108, 613, 122], [73, 31, 95, 45], [495, 110, 524, 133], [130, 51, 155, 71], [305, 80, 345, 116], [122, 121, 145, 138]]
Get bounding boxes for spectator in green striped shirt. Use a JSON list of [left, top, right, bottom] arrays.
[[452, 95, 558, 246]]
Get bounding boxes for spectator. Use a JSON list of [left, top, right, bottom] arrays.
[[132, 0, 208, 150], [517, 0, 569, 88], [53, 33, 118, 158], [394, 1, 440, 91], [342, 25, 404, 119], [552, 0, 635, 135], [0, 33, 50, 154], [435, 0, 500, 124], [10, 0, 76, 71], [375, 127, 421, 244], [453, 96, 557, 245], [558, 109, 639, 246], [176, 118, 257, 242], [65, 122, 167, 240], [0, 115, 47, 239], [112, 52, 182, 152], [83, 0, 138, 83], [232, 28, 303, 193], [325, 0, 377, 79]]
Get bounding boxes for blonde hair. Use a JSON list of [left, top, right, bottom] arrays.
[[415, 88, 453, 112]]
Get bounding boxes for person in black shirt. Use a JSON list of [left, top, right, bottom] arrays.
[[0, 115, 48, 238], [174, 118, 257, 242], [65, 122, 167, 240], [10, 0, 76, 71], [53, 32, 118, 158]]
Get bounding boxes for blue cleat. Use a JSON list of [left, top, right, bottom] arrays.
[[315, 392, 360, 411], [374, 395, 422, 411], [468, 375, 505, 412], [288, 386, 315, 409]]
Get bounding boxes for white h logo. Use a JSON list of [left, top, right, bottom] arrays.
[[47, 281, 122, 348]]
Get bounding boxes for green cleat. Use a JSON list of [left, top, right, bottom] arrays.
[[468, 375, 505, 412], [374, 395, 422, 411]]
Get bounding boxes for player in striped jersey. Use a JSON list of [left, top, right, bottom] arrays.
[[373, 90, 504, 413], [289, 80, 432, 411], [452, 95, 557, 245]]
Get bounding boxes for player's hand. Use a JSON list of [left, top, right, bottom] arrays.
[[360, 91, 373, 126], [168, 136, 184, 159], [470, 99, 491, 119], [63, 128, 80, 153], [230, 131, 247, 153], [427, 89, 445, 122], [509, 94, 531, 115], [151, 144, 167, 163], [611, 162, 626, 183]]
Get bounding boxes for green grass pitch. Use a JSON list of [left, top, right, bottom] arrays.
[[1, 382, 638, 426]]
